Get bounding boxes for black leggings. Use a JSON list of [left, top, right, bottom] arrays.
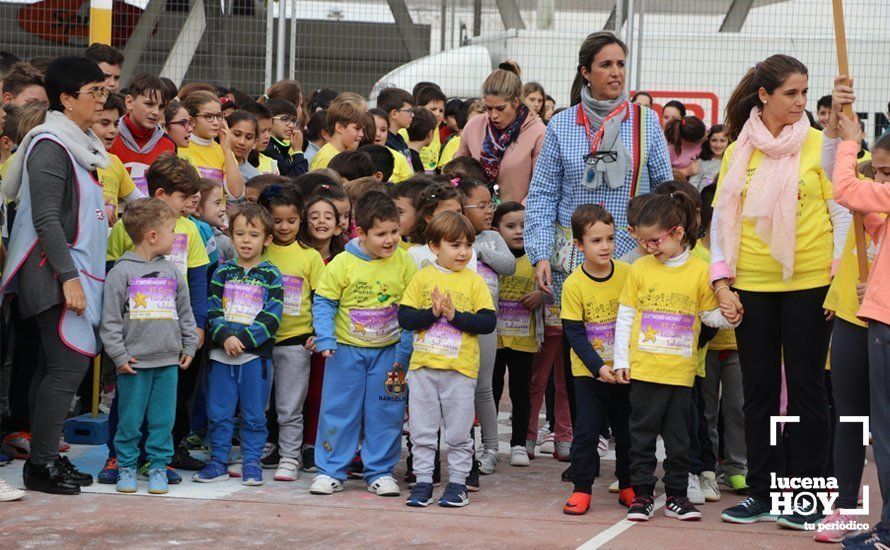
[[830, 318, 870, 509], [493, 348, 534, 447], [734, 287, 832, 500], [29, 305, 91, 465]]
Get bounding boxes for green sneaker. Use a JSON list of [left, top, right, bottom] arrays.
[[728, 474, 749, 494], [183, 433, 206, 451], [137, 462, 150, 479]]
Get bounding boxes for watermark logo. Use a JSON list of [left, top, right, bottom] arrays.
[[768, 415, 870, 530]]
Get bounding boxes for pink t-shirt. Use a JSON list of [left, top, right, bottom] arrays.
[[669, 140, 702, 169]]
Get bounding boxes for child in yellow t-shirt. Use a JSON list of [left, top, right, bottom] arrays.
[[309, 191, 416, 497], [560, 204, 633, 516], [615, 192, 738, 522], [93, 93, 143, 225], [399, 211, 495, 508], [179, 91, 245, 200], [258, 185, 325, 481]]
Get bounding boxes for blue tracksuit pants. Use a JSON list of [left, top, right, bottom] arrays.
[[206, 357, 271, 465], [315, 344, 407, 483]]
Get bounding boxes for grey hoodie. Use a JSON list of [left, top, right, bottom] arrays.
[[100, 252, 199, 369]]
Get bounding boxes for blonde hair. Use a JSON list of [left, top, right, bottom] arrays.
[[482, 64, 523, 102], [18, 102, 48, 139]]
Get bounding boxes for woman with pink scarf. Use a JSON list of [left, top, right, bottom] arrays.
[[710, 54, 850, 528]]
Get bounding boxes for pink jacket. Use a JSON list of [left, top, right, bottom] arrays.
[[456, 111, 546, 204], [833, 140, 890, 325]]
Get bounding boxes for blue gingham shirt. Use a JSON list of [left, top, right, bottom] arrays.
[[525, 103, 672, 300]]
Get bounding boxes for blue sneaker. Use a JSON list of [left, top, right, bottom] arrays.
[[844, 528, 890, 549], [242, 461, 263, 486], [406, 482, 434, 507], [192, 460, 229, 483], [116, 466, 137, 493], [98, 457, 119, 484], [166, 466, 182, 484], [438, 482, 469, 508], [148, 468, 169, 494], [844, 525, 886, 546], [0, 452, 12, 466]]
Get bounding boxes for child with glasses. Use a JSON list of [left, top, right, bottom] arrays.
[[264, 98, 308, 177], [179, 90, 245, 200]]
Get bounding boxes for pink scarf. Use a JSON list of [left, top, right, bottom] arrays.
[[714, 107, 810, 280]]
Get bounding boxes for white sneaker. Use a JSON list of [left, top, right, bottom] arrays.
[[478, 449, 498, 474], [536, 426, 551, 445], [525, 439, 536, 460], [609, 479, 620, 494], [510, 445, 530, 467], [309, 474, 343, 495], [0, 478, 24, 502], [554, 441, 571, 461], [597, 436, 610, 457], [368, 475, 400, 496], [228, 459, 242, 478], [274, 457, 300, 482], [687, 473, 706, 505], [700, 471, 721, 502], [539, 431, 555, 454]]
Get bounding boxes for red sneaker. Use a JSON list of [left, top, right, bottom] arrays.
[[563, 492, 591, 515], [619, 487, 636, 508]]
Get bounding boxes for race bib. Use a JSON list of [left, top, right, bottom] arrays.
[[223, 282, 265, 325], [543, 303, 562, 328], [164, 234, 188, 276], [585, 320, 615, 363], [133, 176, 148, 196], [349, 304, 399, 344], [199, 167, 224, 184], [128, 278, 178, 320], [637, 311, 695, 358], [414, 317, 462, 358], [477, 262, 499, 296], [282, 275, 304, 316], [497, 299, 531, 337]]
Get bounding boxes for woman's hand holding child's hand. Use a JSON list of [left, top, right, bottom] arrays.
[[224, 335, 244, 357]]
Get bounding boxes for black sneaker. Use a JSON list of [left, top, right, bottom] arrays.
[[721, 496, 778, 524], [627, 495, 655, 521], [347, 452, 364, 479], [664, 496, 702, 521], [260, 443, 280, 469], [301, 446, 317, 472], [466, 460, 480, 492], [171, 447, 206, 471], [777, 511, 825, 531]]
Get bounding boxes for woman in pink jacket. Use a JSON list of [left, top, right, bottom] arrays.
[[456, 63, 546, 203]]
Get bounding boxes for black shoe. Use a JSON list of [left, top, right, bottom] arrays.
[[23, 460, 80, 495], [347, 452, 364, 479], [721, 496, 777, 524], [301, 447, 317, 472], [466, 460, 481, 492], [627, 495, 655, 521], [260, 443, 280, 469], [561, 464, 573, 483], [171, 447, 206, 471], [664, 496, 702, 521], [57, 456, 93, 486]]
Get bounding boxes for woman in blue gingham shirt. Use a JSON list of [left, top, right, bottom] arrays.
[[525, 32, 672, 301]]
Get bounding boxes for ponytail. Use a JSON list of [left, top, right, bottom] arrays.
[[638, 190, 700, 249], [724, 54, 808, 140], [664, 116, 706, 156]]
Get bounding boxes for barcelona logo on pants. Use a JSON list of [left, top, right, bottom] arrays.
[[384, 369, 406, 397]]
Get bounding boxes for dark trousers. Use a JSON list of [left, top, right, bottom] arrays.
[[29, 305, 91, 465], [561, 334, 576, 425], [867, 321, 890, 524], [172, 344, 205, 447], [5, 300, 40, 434], [831, 318, 869, 509], [493, 348, 534, 447], [689, 377, 717, 474], [734, 287, 832, 500], [629, 380, 692, 497], [571, 376, 631, 493]]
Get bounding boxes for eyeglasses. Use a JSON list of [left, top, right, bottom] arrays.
[[464, 201, 496, 212], [167, 119, 194, 130], [396, 108, 415, 116], [197, 112, 225, 122], [72, 88, 110, 101], [637, 225, 680, 250], [273, 115, 299, 125]]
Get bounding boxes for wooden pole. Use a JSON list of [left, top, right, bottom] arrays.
[[832, 0, 869, 283], [91, 356, 101, 418]]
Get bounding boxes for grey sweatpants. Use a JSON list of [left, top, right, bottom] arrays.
[[868, 321, 890, 524], [272, 345, 312, 460], [408, 367, 477, 485], [701, 349, 747, 477], [475, 331, 498, 452]]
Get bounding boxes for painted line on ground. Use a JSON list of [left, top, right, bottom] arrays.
[[576, 494, 666, 549]]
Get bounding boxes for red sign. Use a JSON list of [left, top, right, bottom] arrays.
[[18, 0, 148, 48], [633, 91, 721, 126]]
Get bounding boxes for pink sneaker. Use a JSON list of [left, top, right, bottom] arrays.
[[814, 510, 860, 543]]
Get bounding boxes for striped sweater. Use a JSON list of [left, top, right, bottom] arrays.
[[208, 259, 284, 359]]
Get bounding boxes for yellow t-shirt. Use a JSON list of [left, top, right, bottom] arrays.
[[399, 125, 441, 172], [497, 255, 538, 353], [691, 244, 737, 351], [257, 153, 279, 175], [106, 216, 210, 276], [401, 265, 493, 378], [823, 223, 880, 328], [0, 152, 14, 180], [309, 142, 340, 170], [389, 147, 414, 183], [263, 241, 325, 339], [715, 128, 833, 292], [438, 135, 460, 168], [179, 140, 225, 184], [98, 153, 137, 217], [620, 254, 718, 387], [315, 247, 416, 348], [561, 261, 630, 378]]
